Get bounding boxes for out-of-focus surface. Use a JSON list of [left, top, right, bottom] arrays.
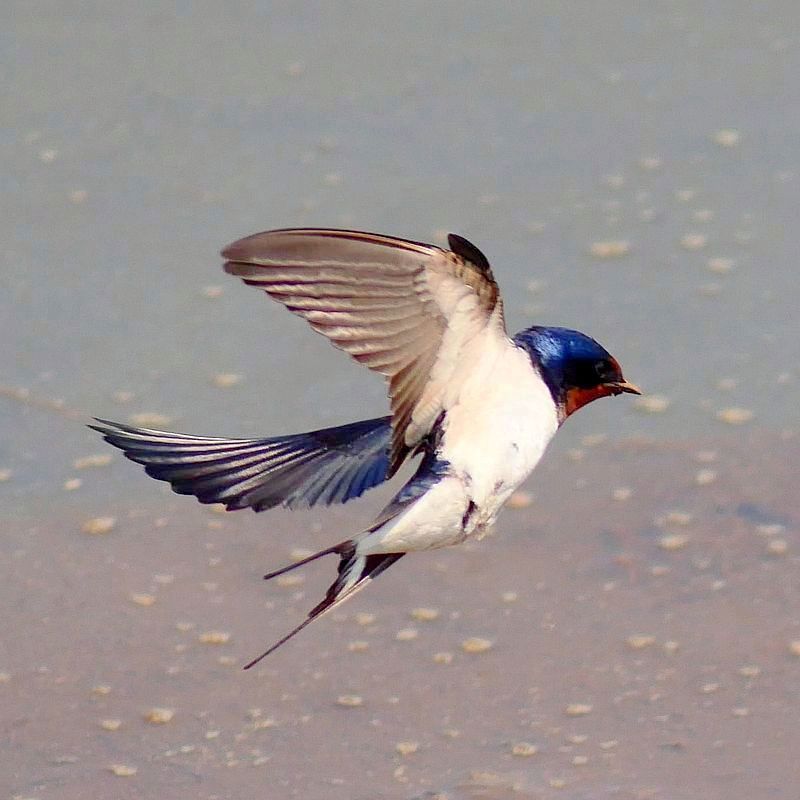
[[1, 2, 798, 799]]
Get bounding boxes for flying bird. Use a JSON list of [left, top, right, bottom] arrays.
[[92, 228, 640, 668]]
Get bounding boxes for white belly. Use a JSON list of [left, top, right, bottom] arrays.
[[361, 341, 558, 555]]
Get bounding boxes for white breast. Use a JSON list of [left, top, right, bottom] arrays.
[[360, 337, 559, 557], [440, 340, 559, 515]]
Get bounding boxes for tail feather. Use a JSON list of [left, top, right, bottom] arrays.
[[89, 415, 392, 511], [243, 548, 404, 669]]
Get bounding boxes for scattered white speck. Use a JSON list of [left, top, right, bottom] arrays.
[[212, 373, 242, 388], [82, 516, 116, 535], [589, 240, 631, 259], [109, 764, 137, 777], [336, 694, 363, 707], [713, 129, 741, 148], [716, 407, 754, 425], [680, 233, 708, 251], [565, 703, 593, 717]]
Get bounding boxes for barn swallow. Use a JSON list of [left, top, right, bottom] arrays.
[[92, 229, 640, 667]]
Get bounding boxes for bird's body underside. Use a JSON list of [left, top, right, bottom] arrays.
[[94, 227, 639, 665]]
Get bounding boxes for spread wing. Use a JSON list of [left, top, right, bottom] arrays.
[[222, 229, 506, 476]]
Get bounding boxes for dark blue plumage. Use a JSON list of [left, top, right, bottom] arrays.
[[513, 326, 624, 408], [90, 415, 392, 511]]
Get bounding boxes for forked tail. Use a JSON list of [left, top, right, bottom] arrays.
[[243, 544, 404, 669]]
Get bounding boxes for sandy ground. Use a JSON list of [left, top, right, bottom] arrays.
[[2, 427, 798, 799], [2, 2, 799, 798]]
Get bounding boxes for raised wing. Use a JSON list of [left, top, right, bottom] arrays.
[[222, 229, 506, 475]]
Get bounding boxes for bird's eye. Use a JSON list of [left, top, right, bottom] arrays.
[[594, 360, 614, 382]]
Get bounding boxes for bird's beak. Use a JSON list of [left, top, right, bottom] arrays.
[[609, 380, 642, 396]]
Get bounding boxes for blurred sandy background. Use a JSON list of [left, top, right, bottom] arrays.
[[2, 3, 798, 798]]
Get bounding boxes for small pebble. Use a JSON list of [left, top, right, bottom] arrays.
[[112, 390, 135, 404], [659, 533, 690, 551], [738, 665, 761, 678], [507, 490, 534, 509], [511, 742, 539, 757], [144, 707, 174, 724], [201, 285, 224, 298], [82, 516, 116, 535], [501, 591, 518, 603], [355, 612, 376, 626], [395, 741, 419, 756], [681, 233, 708, 251], [129, 593, 156, 607], [347, 641, 369, 653], [100, 719, 121, 731], [63, 478, 82, 491], [633, 395, 670, 414], [766, 539, 788, 556], [73, 453, 112, 469], [589, 240, 631, 259], [732, 707, 750, 717], [716, 407, 754, 425], [572, 755, 589, 766], [626, 635, 656, 650], [461, 637, 493, 654], [663, 641, 680, 654], [91, 684, 111, 696], [695, 469, 718, 486], [109, 764, 137, 777], [198, 630, 231, 645], [713, 129, 741, 148], [212, 373, 242, 388], [433, 652, 453, 664], [708, 257, 735, 274], [396, 628, 418, 641], [665, 511, 693, 526], [336, 694, 363, 707], [69, 188, 88, 203], [599, 740, 619, 750], [612, 487, 632, 502], [788, 641, 800, 657], [565, 703, 593, 717], [411, 607, 440, 622], [0, 468, 11, 482]]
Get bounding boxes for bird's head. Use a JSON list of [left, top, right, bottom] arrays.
[[514, 326, 641, 423]]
